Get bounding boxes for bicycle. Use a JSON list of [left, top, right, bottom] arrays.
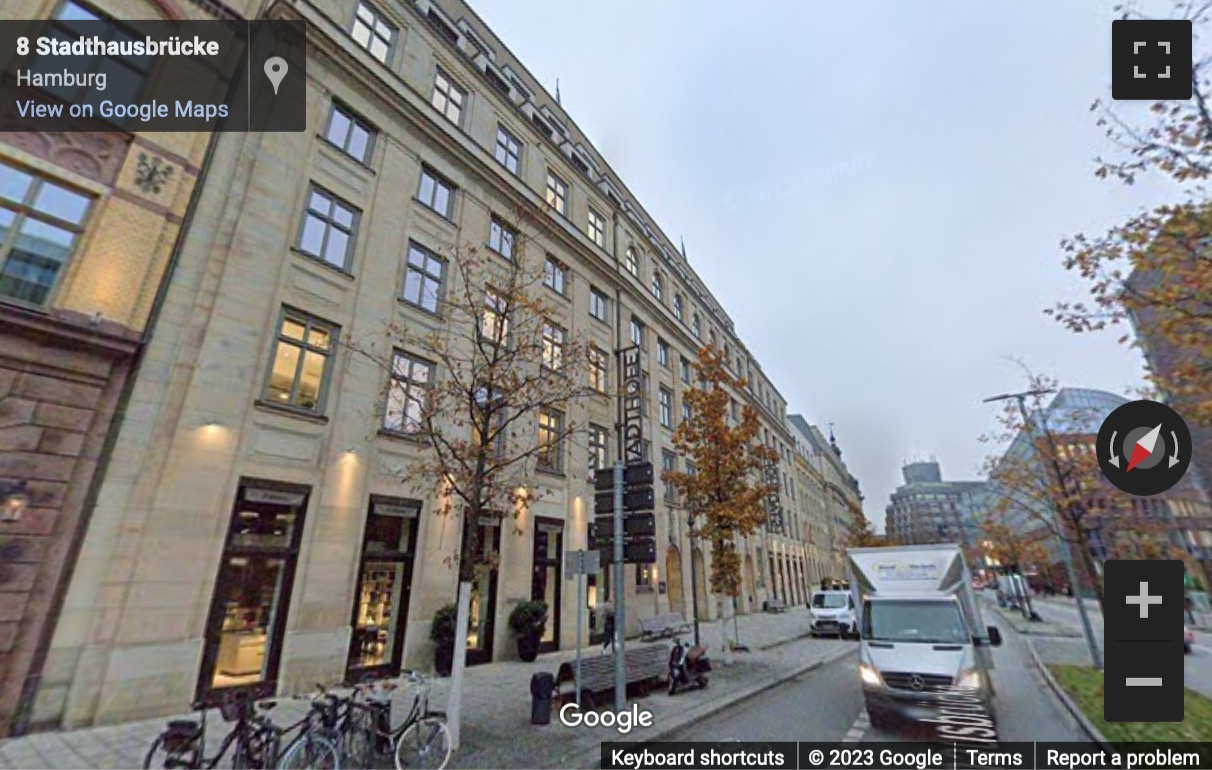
[[143, 690, 285, 769], [274, 687, 344, 770], [359, 670, 451, 770]]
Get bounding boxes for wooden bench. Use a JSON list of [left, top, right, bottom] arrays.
[[765, 599, 789, 613], [638, 613, 692, 641], [554, 644, 667, 709]]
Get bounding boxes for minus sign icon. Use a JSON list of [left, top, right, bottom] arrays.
[[1125, 678, 1163, 686]]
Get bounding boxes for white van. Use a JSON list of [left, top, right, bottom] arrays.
[[809, 590, 856, 638], [846, 544, 1002, 731]]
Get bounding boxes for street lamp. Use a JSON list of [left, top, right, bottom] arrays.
[[687, 510, 702, 647], [1, 481, 29, 524], [983, 388, 1102, 668]]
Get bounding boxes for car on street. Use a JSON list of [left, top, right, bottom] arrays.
[[809, 590, 856, 638]]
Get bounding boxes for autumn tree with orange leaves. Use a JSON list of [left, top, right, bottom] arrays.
[[1049, 1, 1212, 440], [349, 205, 595, 747], [665, 345, 778, 654], [845, 510, 886, 548]]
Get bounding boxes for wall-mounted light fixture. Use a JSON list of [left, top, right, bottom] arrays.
[[1, 481, 29, 524]]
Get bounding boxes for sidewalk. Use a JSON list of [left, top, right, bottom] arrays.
[[978, 595, 1079, 638], [0, 607, 855, 769]]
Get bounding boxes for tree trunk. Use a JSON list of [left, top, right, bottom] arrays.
[[448, 580, 472, 751], [717, 596, 733, 665]]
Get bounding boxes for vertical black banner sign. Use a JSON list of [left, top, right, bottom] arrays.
[[764, 460, 784, 534], [621, 346, 644, 463]]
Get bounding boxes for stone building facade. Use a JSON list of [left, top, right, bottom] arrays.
[[0, 0, 215, 736], [23, 0, 850, 730]]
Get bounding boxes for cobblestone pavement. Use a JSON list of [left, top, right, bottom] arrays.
[[0, 607, 851, 769]]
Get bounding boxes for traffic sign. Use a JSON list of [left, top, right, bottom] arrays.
[[624, 537, 656, 564], [594, 487, 654, 514], [564, 549, 600, 580], [623, 512, 656, 537], [624, 461, 653, 486]]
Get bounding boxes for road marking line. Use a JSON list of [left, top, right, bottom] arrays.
[[843, 709, 868, 742]]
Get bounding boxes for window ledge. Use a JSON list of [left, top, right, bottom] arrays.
[[412, 197, 457, 229], [254, 400, 330, 424], [396, 297, 443, 319], [288, 248, 357, 280], [316, 136, 378, 174], [377, 428, 430, 445], [535, 467, 565, 479]]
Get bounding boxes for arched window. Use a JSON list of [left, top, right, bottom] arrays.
[[651, 271, 663, 301], [625, 246, 638, 276], [691, 313, 701, 339], [673, 293, 684, 321]]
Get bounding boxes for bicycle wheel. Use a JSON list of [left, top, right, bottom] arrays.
[[277, 732, 340, 770], [143, 735, 198, 769], [342, 709, 377, 767], [393, 717, 451, 770]]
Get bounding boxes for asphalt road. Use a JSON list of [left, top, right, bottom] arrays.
[[1031, 596, 1212, 699], [666, 615, 1089, 744]]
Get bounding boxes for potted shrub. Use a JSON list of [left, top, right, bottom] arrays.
[[430, 604, 457, 676], [508, 600, 548, 662]]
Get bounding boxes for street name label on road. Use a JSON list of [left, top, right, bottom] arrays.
[[600, 743, 1212, 770]]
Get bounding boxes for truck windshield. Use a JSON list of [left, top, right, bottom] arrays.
[[862, 600, 968, 644], [812, 593, 847, 609]]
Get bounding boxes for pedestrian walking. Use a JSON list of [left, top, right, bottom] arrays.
[[601, 605, 615, 654]]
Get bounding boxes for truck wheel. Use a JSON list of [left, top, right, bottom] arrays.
[[867, 708, 893, 730]]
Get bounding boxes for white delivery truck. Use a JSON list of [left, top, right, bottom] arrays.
[[846, 544, 1002, 730]]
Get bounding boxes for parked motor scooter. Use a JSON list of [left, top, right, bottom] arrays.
[[668, 637, 710, 695]]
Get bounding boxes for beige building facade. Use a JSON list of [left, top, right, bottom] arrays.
[[27, 0, 852, 730]]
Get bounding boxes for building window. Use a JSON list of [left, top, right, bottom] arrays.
[[680, 357, 692, 384], [589, 287, 609, 322], [0, 163, 91, 306], [587, 208, 606, 247], [730, 399, 739, 423], [681, 402, 692, 425], [351, 1, 395, 63], [542, 320, 565, 370], [662, 450, 677, 503], [481, 288, 508, 342], [494, 125, 521, 174], [589, 423, 609, 476], [401, 242, 444, 313], [545, 171, 568, 215], [324, 102, 375, 163], [625, 247, 638, 276], [537, 409, 565, 473], [659, 387, 673, 428], [30, 2, 151, 117], [264, 310, 337, 413], [431, 69, 465, 125], [417, 167, 455, 218], [489, 217, 516, 260], [544, 256, 566, 295], [657, 338, 670, 368], [588, 346, 608, 393], [673, 293, 684, 322], [298, 186, 358, 271], [691, 313, 701, 339], [651, 271, 663, 301], [384, 351, 433, 434], [630, 317, 645, 347], [636, 563, 654, 591]]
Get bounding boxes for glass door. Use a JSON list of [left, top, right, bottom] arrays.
[[346, 497, 419, 680], [197, 480, 308, 703], [531, 518, 563, 653], [463, 516, 500, 666]]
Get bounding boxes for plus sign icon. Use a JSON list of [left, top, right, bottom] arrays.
[[1112, 19, 1193, 100]]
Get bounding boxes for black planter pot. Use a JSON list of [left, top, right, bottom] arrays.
[[516, 633, 540, 662], [434, 645, 454, 677]]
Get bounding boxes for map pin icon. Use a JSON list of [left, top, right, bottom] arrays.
[[264, 56, 288, 95]]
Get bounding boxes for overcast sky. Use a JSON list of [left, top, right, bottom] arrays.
[[469, 0, 1182, 528]]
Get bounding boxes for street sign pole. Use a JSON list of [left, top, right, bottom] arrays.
[[613, 460, 626, 711], [575, 559, 583, 708]]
